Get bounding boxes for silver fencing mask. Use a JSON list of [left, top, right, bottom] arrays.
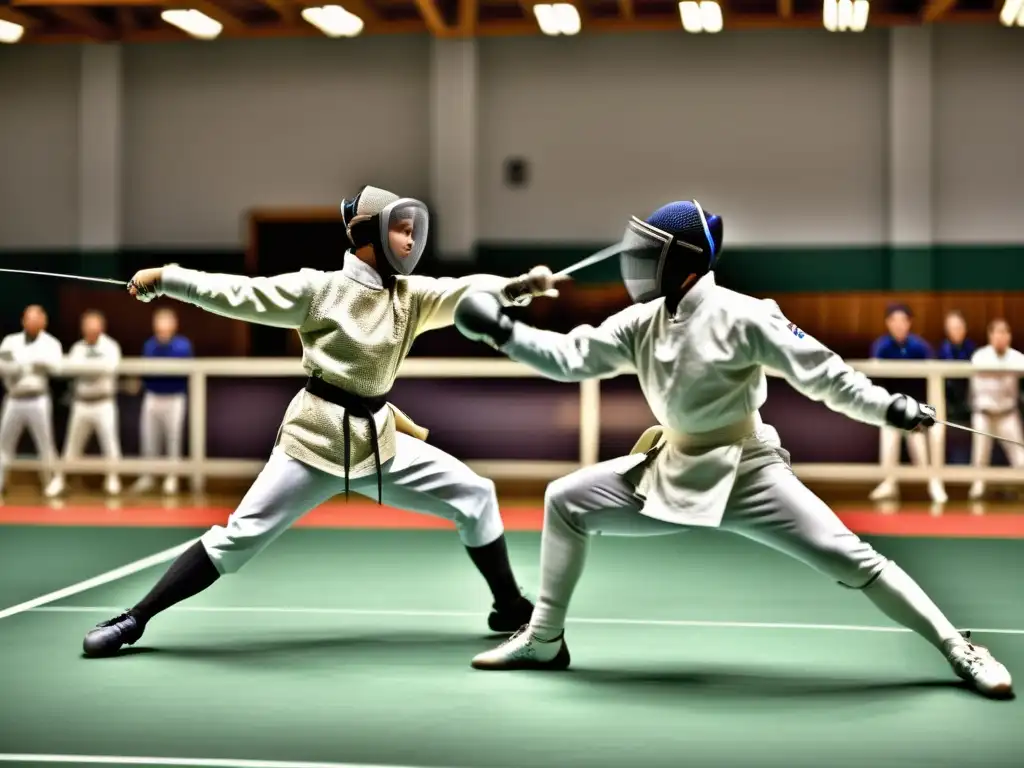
[[341, 185, 429, 278]]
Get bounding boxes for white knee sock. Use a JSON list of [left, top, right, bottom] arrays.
[[530, 497, 591, 641], [863, 562, 961, 651]]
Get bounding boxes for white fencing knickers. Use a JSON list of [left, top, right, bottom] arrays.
[[138, 391, 186, 484], [528, 448, 961, 653], [971, 410, 1024, 468], [59, 395, 122, 491], [969, 409, 1024, 498], [200, 434, 505, 574], [0, 393, 58, 493]]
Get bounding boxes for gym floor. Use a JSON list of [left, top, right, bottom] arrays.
[[0, 487, 1021, 768]]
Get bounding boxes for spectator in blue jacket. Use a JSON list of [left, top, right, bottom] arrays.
[[131, 308, 193, 496], [870, 303, 934, 360], [938, 310, 975, 466], [869, 304, 946, 504]]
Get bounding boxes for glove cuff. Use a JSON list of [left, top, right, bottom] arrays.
[[500, 275, 533, 307]]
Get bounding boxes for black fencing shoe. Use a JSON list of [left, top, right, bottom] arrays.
[[488, 594, 535, 634], [83, 611, 145, 657]]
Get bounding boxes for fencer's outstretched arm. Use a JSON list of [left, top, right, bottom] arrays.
[[411, 266, 567, 336], [740, 300, 897, 427], [410, 274, 520, 336], [455, 292, 645, 382], [154, 265, 326, 329]]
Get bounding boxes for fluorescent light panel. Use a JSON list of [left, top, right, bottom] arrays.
[[0, 19, 25, 43], [823, 0, 869, 31], [302, 5, 364, 37], [999, 0, 1024, 25], [161, 9, 223, 40], [533, 4, 581, 36], [678, 2, 723, 33]]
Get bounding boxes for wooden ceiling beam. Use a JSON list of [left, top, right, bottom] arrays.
[[778, 0, 793, 19], [474, 12, 990, 34], [336, 0, 380, 23], [50, 6, 118, 40], [618, 0, 634, 21], [116, 16, 424, 41], [116, 6, 137, 32], [457, 0, 477, 34], [12, 0, 152, 5], [262, 0, 300, 25], [412, 0, 456, 35], [0, 6, 39, 29], [16, 7, 1001, 44], [922, 0, 957, 21]]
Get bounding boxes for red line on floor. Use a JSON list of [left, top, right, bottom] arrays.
[[2, 504, 1024, 538]]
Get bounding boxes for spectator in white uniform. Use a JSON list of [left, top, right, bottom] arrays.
[[968, 318, 1024, 500], [0, 305, 63, 498], [49, 311, 123, 497]]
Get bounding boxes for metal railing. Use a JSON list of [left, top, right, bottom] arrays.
[[7, 358, 1024, 491]]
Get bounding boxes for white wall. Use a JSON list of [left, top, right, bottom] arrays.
[[933, 26, 1024, 245], [122, 37, 431, 247], [478, 30, 890, 246], [0, 45, 80, 248], [0, 27, 1022, 251]]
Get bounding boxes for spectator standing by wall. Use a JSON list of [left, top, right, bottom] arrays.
[[868, 304, 947, 503], [49, 311, 123, 498], [0, 305, 63, 498], [938, 310, 976, 465], [131, 308, 192, 496], [967, 318, 1024, 500]]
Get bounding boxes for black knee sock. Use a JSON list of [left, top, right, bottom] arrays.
[[465, 535, 522, 607], [130, 541, 220, 624]]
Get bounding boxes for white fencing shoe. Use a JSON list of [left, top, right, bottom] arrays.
[[471, 626, 571, 671], [944, 631, 1013, 699]]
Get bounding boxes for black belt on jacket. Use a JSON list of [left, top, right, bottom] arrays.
[[304, 376, 388, 505]]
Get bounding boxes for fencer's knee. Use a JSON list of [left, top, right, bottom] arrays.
[[452, 473, 503, 546], [543, 475, 590, 534], [461, 473, 498, 518], [831, 541, 890, 590], [543, 475, 573, 516], [199, 521, 269, 575]]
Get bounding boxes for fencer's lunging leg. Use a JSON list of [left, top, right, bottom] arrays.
[[722, 461, 1011, 697], [530, 461, 680, 639], [473, 456, 681, 670], [82, 449, 343, 657]]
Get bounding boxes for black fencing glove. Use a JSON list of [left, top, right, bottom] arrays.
[[454, 292, 516, 349], [885, 394, 937, 431]]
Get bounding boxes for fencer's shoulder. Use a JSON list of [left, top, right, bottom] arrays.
[[295, 267, 331, 286], [710, 285, 780, 321], [398, 273, 436, 292], [613, 298, 663, 326]]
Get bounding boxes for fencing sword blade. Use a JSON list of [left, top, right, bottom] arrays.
[[555, 242, 624, 277], [936, 417, 1024, 449], [0, 268, 126, 287]]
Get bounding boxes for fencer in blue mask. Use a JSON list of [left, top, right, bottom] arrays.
[[452, 200, 1012, 699]]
